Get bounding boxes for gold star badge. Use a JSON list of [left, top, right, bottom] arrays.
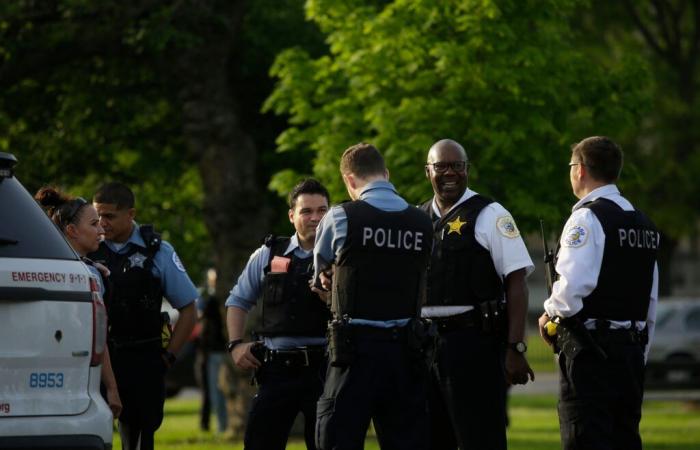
[[446, 216, 467, 235]]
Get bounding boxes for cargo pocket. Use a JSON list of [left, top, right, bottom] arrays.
[[315, 397, 336, 450]]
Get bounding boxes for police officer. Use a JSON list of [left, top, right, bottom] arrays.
[[89, 182, 198, 450], [313, 143, 433, 450], [421, 139, 534, 450], [225, 178, 331, 450], [538, 136, 659, 450]]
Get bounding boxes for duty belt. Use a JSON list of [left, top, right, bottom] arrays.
[[432, 310, 479, 333], [589, 328, 646, 345], [109, 336, 161, 350], [263, 346, 326, 368], [350, 325, 409, 341]]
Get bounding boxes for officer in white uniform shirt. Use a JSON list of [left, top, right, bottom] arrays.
[[539, 136, 659, 450], [420, 139, 534, 450]]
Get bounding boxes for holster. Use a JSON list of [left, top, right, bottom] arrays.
[[250, 342, 267, 386], [556, 318, 607, 360], [327, 318, 355, 368], [160, 311, 173, 349], [478, 299, 507, 336], [406, 318, 437, 369]]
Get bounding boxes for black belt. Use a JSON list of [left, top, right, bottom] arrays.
[[589, 328, 645, 345], [109, 336, 161, 350], [431, 310, 479, 333], [263, 346, 326, 368], [351, 325, 409, 341]]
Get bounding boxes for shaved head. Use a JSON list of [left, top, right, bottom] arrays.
[[425, 139, 469, 213], [427, 139, 468, 163]]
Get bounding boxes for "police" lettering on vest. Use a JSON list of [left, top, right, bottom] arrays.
[[618, 228, 659, 249], [362, 227, 424, 251]]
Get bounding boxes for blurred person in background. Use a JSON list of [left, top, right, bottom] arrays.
[[196, 267, 228, 433]]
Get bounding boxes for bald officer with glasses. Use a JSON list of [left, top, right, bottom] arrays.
[[420, 139, 534, 450]]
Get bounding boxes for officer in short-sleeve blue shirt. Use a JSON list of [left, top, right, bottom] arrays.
[[225, 179, 331, 450], [90, 182, 197, 450]]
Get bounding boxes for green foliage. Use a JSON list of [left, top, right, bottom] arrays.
[[129, 396, 700, 450], [578, 1, 700, 240], [0, 0, 326, 279], [266, 0, 651, 230]]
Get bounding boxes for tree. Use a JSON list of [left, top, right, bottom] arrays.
[[0, 0, 324, 433], [578, 0, 700, 294], [265, 0, 651, 233]]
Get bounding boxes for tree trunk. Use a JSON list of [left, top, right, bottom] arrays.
[[170, 0, 271, 438]]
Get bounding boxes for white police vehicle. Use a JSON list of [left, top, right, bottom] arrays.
[[0, 152, 113, 449]]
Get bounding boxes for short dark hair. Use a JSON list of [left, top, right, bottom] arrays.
[[93, 182, 135, 209], [571, 136, 623, 183], [288, 178, 330, 209], [340, 143, 386, 178]]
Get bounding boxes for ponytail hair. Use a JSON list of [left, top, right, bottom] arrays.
[[35, 186, 88, 231]]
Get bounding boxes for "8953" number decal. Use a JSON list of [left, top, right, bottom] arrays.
[[29, 372, 64, 388]]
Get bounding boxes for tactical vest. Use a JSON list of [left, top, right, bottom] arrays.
[[420, 195, 504, 306], [333, 201, 433, 321], [255, 236, 331, 337], [578, 198, 659, 321], [88, 225, 164, 344]]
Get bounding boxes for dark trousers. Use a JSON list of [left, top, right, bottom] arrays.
[[244, 358, 326, 450], [111, 347, 166, 450], [558, 338, 645, 450], [316, 334, 429, 450], [428, 327, 507, 450]]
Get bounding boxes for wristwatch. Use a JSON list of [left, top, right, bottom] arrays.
[[508, 341, 527, 354], [226, 338, 244, 353]]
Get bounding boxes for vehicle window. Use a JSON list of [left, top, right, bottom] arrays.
[[654, 307, 676, 330], [684, 307, 700, 331], [0, 177, 78, 260]]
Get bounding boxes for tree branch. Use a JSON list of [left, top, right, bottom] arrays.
[[689, 0, 700, 70], [622, 0, 676, 65]]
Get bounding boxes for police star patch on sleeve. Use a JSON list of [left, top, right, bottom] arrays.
[[563, 224, 588, 248], [496, 216, 520, 238], [172, 252, 187, 272]]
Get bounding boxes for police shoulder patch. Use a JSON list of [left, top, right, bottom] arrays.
[[563, 224, 588, 248], [496, 216, 520, 238], [171, 252, 187, 272]]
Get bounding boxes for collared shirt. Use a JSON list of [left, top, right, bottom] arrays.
[[422, 188, 535, 318], [543, 184, 659, 358], [313, 180, 412, 328], [225, 233, 327, 349], [102, 222, 198, 308]]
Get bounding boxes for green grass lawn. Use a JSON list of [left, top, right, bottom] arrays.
[[114, 394, 700, 449]]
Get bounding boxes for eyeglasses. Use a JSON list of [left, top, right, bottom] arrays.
[[568, 162, 587, 167], [58, 197, 88, 226], [425, 161, 468, 173]]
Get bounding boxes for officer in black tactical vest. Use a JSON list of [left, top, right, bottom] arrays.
[[539, 136, 659, 450], [421, 139, 534, 450], [89, 182, 198, 450], [313, 143, 433, 450], [225, 179, 331, 450]]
